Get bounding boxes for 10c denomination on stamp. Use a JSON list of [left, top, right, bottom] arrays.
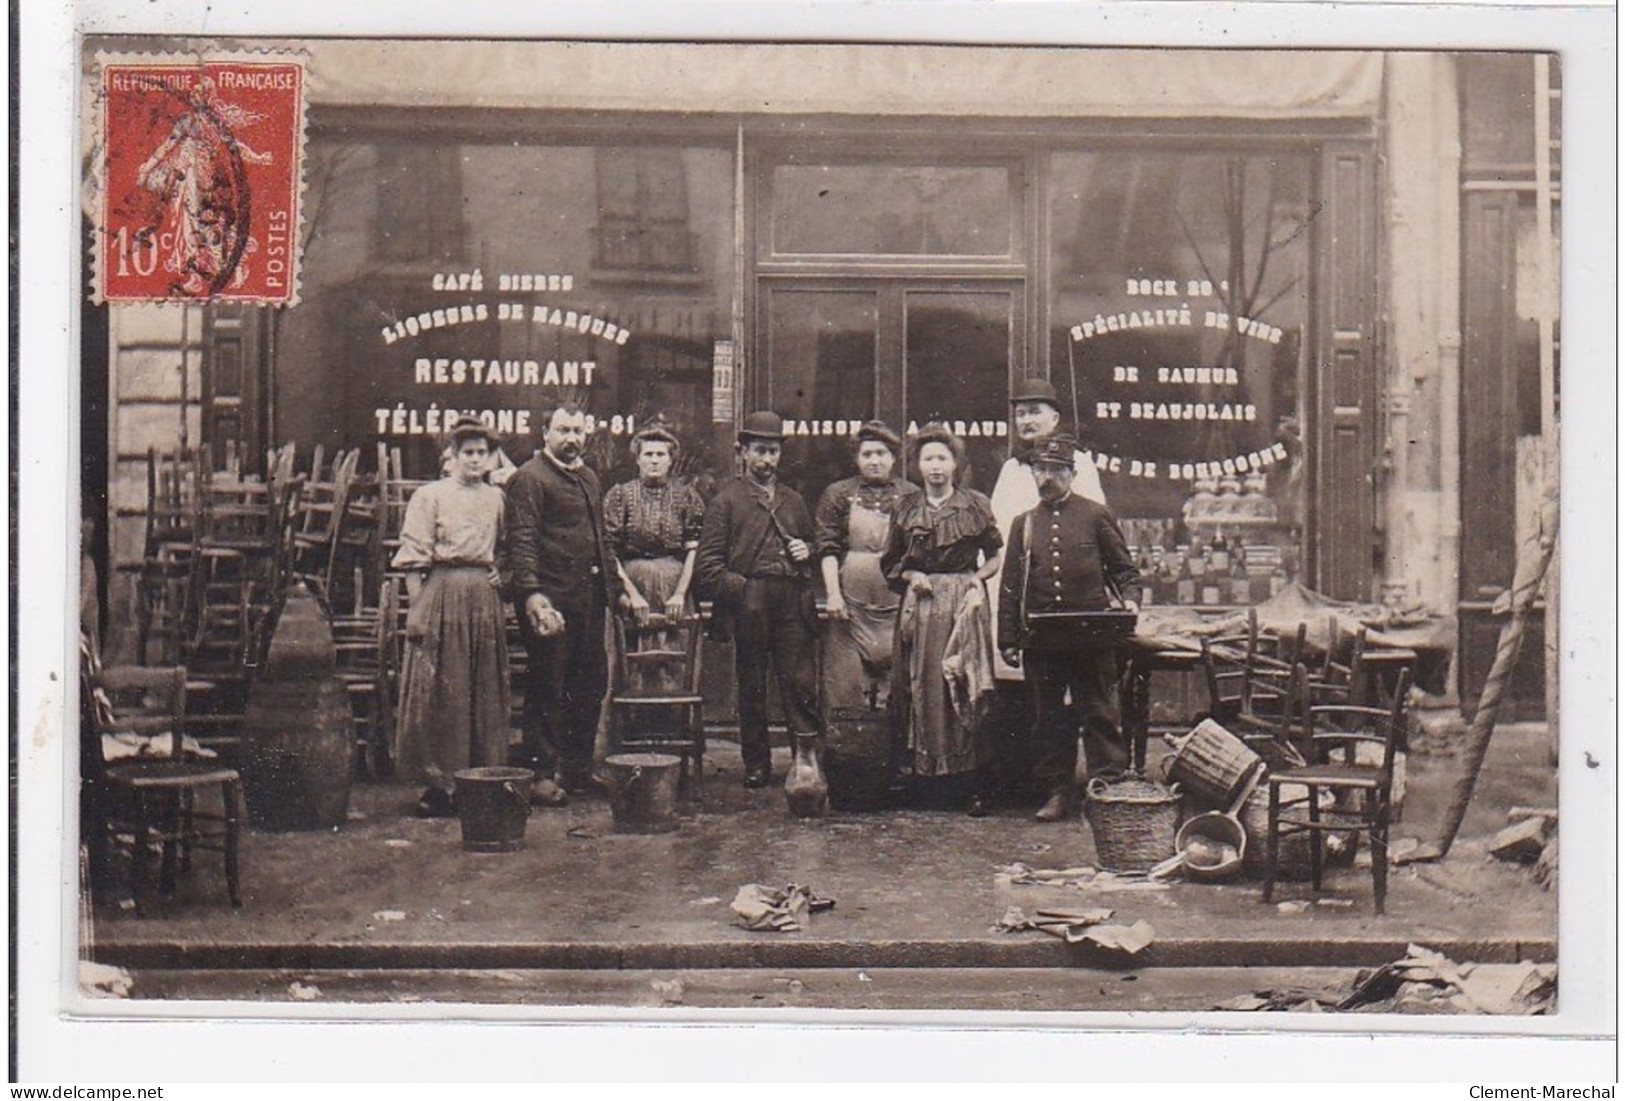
[[96, 56, 306, 305]]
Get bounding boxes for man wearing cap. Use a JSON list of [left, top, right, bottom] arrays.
[[503, 400, 616, 799], [695, 412, 821, 789], [997, 436, 1140, 821], [989, 377, 1107, 680]]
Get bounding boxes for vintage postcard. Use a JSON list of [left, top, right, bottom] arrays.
[[16, 0, 1616, 1083]]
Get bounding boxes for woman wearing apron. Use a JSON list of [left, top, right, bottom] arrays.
[[881, 424, 1004, 817], [814, 421, 918, 714]]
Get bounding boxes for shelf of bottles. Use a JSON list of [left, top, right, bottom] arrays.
[[1121, 473, 1297, 609]]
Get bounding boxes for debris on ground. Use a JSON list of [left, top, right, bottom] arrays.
[[1340, 945, 1556, 1014], [650, 978, 685, 1004], [1215, 946, 1555, 1015], [79, 961, 134, 999], [383, 838, 414, 848], [1274, 900, 1310, 914], [1215, 987, 1343, 1012], [371, 910, 407, 922], [686, 896, 723, 907], [730, 884, 835, 932], [288, 981, 323, 1001], [1490, 817, 1551, 863], [565, 825, 598, 840], [1532, 836, 1557, 891], [994, 904, 1155, 954], [996, 862, 1171, 892]]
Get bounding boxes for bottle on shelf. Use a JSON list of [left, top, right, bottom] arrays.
[[1210, 529, 1231, 573], [1229, 552, 1251, 605], [1175, 548, 1196, 605], [1199, 549, 1223, 605], [1187, 537, 1208, 581], [1138, 548, 1156, 607], [1269, 560, 1289, 598]]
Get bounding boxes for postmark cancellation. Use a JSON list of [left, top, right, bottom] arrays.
[[92, 53, 307, 305]]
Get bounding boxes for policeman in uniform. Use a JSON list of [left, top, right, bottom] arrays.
[[997, 436, 1140, 821]]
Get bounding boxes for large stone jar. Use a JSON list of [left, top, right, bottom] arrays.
[[240, 581, 356, 830]]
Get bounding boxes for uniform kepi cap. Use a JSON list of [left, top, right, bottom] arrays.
[[1009, 378, 1061, 408], [737, 410, 786, 442], [1030, 435, 1077, 468]]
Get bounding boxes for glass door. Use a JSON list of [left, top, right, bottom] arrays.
[[759, 280, 1019, 500]]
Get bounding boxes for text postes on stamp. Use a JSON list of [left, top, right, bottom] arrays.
[[98, 58, 305, 305]]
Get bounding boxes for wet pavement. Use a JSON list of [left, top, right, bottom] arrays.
[[84, 722, 1557, 1006]]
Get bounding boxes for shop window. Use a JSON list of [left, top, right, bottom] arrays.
[[770, 163, 1014, 257], [372, 145, 466, 264], [1048, 150, 1314, 601], [593, 149, 700, 277], [294, 138, 734, 479]]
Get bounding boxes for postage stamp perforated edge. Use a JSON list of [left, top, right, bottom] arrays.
[[87, 47, 311, 307]]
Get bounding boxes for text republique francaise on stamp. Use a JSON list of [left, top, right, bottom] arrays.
[[96, 56, 306, 305]]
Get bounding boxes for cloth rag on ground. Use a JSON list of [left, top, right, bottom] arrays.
[[995, 905, 1155, 953], [730, 884, 835, 932]]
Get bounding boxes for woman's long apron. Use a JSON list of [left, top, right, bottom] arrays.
[[822, 501, 901, 713], [893, 571, 990, 777], [395, 566, 512, 789]]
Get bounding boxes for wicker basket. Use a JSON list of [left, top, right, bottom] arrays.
[[1163, 719, 1266, 810], [1085, 776, 1182, 873], [1239, 787, 1360, 880]]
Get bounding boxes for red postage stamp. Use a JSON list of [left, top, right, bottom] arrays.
[[96, 56, 306, 305]]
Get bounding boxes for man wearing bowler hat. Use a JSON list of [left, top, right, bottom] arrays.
[[997, 436, 1140, 821], [695, 411, 822, 788], [989, 377, 1108, 679]]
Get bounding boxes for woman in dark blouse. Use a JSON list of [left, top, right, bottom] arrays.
[[603, 424, 707, 627], [814, 420, 917, 713], [881, 424, 1003, 815]]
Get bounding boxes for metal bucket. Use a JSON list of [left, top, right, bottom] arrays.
[[605, 753, 681, 834], [825, 707, 892, 812], [453, 767, 534, 853]]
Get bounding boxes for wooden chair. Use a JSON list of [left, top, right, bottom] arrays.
[[326, 470, 383, 616], [136, 449, 203, 665], [292, 448, 358, 602], [607, 612, 707, 800], [1201, 612, 1296, 739], [83, 655, 243, 909], [1263, 666, 1413, 915], [332, 575, 398, 778]]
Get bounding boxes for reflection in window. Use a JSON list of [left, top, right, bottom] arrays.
[[373, 146, 466, 264], [1049, 151, 1314, 591], [905, 291, 1011, 495], [594, 149, 699, 274], [765, 289, 879, 499], [772, 164, 1013, 256]]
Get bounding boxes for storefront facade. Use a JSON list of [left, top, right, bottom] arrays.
[[83, 44, 1558, 714]]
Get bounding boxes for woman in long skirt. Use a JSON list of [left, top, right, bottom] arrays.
[[881, 424, 1003, 816], [815, 420, 917, 713], [393, 416, 512, 817]]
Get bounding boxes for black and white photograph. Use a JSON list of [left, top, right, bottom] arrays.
[[14, 0, 1616, 1084]]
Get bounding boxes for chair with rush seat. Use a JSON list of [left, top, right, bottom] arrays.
[[1262, 666, 1412, 915], [82, 650, 243, 910]]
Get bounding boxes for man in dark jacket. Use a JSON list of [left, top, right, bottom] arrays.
[[503, 401, 616, 799], [997, 436, 1140, 821], [695, 411, 820, 788]]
